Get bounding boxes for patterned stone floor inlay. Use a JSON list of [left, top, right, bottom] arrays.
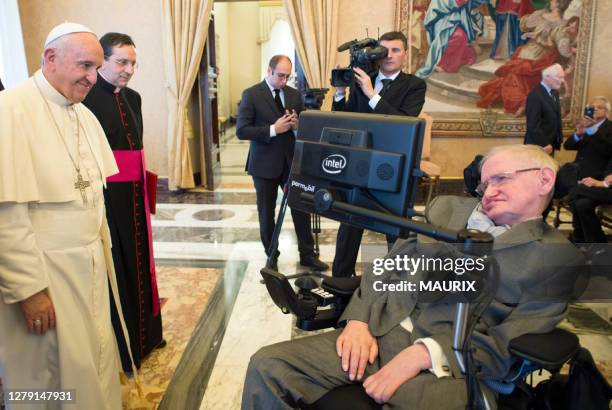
[[130, 265, 222, 409], [193, 209, 236, 221]]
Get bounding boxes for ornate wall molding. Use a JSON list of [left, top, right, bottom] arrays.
[[258, 4, 287, 45], [569, 0, 595, 120]]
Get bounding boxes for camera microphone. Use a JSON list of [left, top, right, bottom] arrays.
[[337, 38, 378, 52], [352, 38, 378, 49], [337, 39, 358, 52]]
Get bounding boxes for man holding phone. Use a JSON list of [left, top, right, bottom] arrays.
[[236, 55, 328, 271], [564, 96, 612, 243]]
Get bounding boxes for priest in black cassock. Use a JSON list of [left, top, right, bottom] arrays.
[[83, 32, 163, 371]]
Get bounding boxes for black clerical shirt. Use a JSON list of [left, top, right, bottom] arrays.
[[83, 74, 143, 150]]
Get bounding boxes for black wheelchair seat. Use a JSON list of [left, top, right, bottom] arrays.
[[301, 384, 379, 410]]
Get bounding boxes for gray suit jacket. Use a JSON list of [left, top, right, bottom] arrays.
[[341, 195, 584, 382]]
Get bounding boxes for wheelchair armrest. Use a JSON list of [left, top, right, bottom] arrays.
[[260, 268, 318, 319], [321, 276, 361, 297], [508, 328, 579, 372]]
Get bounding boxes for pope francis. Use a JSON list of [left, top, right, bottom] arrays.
[[0, 23, 129, 409]]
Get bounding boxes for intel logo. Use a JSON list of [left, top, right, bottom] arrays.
[[322, 154, 347, 174]]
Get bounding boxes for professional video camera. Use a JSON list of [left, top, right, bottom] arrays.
[[302, 88, 329, 110], [331, 38, 388, 87]]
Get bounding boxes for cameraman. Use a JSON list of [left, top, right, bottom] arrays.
[[332, 31, 427, 277], [563, 96, 612, 243]]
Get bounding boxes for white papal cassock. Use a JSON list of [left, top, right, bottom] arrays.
[[0, 71, 123, 409]]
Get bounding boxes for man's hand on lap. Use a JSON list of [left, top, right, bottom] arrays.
[[363, 343, 431, 404], [336, 320, 378, 381]]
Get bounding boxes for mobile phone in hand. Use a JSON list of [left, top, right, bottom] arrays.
[[584, 106, 595, 118]]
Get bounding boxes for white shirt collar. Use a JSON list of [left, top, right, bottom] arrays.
[[35, 70, 73, 107], [586, 118, 606, 135], [540, 81, 553, 95], [377, 70, 401, 82], [264, 78, 281, 94]]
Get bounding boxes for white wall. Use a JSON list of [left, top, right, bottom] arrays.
[[260, 19, 295, 81], [0, 0, 28, 87], [18, 0, 168, 175], [227, 2, 262, 117]]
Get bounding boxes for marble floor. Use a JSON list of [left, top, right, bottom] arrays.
[[148, 128, 611, 410]]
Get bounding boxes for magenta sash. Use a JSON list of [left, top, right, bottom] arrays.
[[107, 150, 160, 316], [107, 150, 142, 182]]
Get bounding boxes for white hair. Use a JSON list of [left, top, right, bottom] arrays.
[[592, 96, 611, 114], [481, 144, 559, 202], [41, 36, 70, 67], [481, 144, 560, 173], [541, 63, 564, 80]]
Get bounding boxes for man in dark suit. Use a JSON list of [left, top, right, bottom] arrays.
[[564, 96, 612, 243], [524, 63, 565, 155], [331, 31, 427, 277], [242, 145, 583, 409], [236, 55, 327, 270]]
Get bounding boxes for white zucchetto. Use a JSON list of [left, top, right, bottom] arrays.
[[44, 22, 95, 47]]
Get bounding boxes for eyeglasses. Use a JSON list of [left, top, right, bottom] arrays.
[[108, 57, 138, 69], [475, 168, 541, 197], [274, 72, 293, 81]]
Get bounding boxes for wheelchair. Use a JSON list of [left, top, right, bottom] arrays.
[[261, 268, 583, 410]]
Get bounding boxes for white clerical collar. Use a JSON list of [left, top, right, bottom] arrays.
[[98, 71, 122, 93], [35, 70, 73, 107], [377, 70, 401, 82]]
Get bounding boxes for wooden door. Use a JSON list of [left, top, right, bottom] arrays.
[[195, 13, 221, 189]]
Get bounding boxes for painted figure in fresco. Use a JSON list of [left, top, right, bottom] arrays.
[[477, 0, 577, 115], [415, 0, 489, 78], [490, 0, 535, 60], [408, 0, 433, 73]]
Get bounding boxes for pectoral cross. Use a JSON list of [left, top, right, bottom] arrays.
[[74, 171, 91, 205]]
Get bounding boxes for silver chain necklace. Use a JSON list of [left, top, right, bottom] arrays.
[[33, 77, 91, 205]]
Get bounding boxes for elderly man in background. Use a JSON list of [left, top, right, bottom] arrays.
[[242, 144, 583, 409], [524, 63, 565, 155], [0, 23, 125, 409]]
